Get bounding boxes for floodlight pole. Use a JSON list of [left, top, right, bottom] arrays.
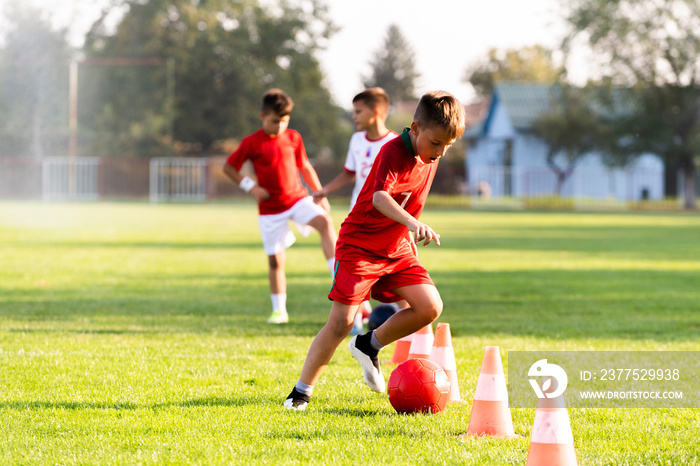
[[69, 59, 79, 196], [166, 57, 175, 156]]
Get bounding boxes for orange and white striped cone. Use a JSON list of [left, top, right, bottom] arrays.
[[465, 346, 518, 438], [429, 323, 463, 403], [526, 393, 577, 466], [391, 333, 413, 365], [407, 324, 433, 360]]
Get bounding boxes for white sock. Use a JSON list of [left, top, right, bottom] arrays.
[[271, 293, 287, 314], [295, 380, 314, 396], [327, 257, 336, 277], [370, 331, 385, 351]]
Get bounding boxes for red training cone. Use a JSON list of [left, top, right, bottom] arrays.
[[464, 346, 518, 438], [407, 324, 433, 360], [429, 323, 463, 403], [391, 333, 413, 365], [526, 393, 578, 465]]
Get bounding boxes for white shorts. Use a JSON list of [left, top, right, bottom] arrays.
[[258, 196, 327, 255]]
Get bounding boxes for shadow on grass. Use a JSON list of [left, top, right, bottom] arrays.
[[2, 269, 699, 342], [11, 240, 336, 251], [0, 395, 275, 412]]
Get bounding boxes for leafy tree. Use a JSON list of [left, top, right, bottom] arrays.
[[0, 2, 72, 158], [82, 0, 346, 159], [363, 24, 419, 103], [465, 45, 563, 98], [563, 0, 700, 209]]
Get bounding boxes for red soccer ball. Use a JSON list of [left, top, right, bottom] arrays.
[[388, 358, 451, 414]]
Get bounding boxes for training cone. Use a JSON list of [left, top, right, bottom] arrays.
[[407, 324, 434, 360], [391, 333, 413, 365], [526, 393, 578, 466], [464, 346, 518, 438], [429, 323, 463, 403]]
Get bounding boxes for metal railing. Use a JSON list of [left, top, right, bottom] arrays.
[[42, 157, 99, 201], [149, 157, 208, 203]]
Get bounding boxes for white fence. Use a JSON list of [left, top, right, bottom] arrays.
[[467, 166, 678, 209], [149, 157, 208, 203], [0, 157, 691, 210], [42, 157, 99, 201]]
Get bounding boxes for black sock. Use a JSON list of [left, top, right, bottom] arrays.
[[355, 331, 378, 357], [287, 387, 310, 405]]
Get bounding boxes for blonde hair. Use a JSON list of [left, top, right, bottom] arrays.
[[413, 91, 465, 139]]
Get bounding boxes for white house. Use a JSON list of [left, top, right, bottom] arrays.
[[464, 83, 664, 201]]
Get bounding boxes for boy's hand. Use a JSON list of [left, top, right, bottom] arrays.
[[250, 185, 270, 202], [312, 188, 327, 203], [410, 222, 441, 247]]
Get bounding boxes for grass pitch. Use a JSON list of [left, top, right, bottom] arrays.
[[1, 200, 699, 465]]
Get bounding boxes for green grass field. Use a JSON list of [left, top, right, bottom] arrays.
[[1, 200, 699, 465]]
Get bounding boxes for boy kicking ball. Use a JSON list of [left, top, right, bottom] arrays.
[[285, 91, 466, 410]]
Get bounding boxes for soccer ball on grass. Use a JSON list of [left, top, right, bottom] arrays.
[[388, 358, 450, 414]]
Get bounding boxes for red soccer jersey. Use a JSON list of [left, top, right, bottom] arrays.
[[335, 130, 438, 260], [226, 128, 310, 215]]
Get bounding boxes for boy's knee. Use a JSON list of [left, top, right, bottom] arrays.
[[268, 254, 284, 270], [428, 298, 443, 321], [418, 296, 443, 322], [310, 213, 333, 232], [328, 316, 353, 338]]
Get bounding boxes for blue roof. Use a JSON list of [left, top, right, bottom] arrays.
[[463, 82, 559, 139], [495, 82, 557, 130]]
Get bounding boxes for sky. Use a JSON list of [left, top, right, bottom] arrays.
[[318, 0, 566, 107], [17, 0, 567, 109]]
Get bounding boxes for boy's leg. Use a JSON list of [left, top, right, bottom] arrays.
[[372, 284, 443, 346], [306, 213, 337, 274], [346, 284, 441, 393], [298, 301, 357, 385], [267, 251, 288, 324], [284, 301, 357, 409]]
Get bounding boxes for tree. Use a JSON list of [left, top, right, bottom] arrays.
[[82, 0, 347, 159], [563, 0, 700, 209], [363, 24, 419, 103], [0, 2, 72, 158], [465, 45, 563, 98], [531, 85, 603, 194]]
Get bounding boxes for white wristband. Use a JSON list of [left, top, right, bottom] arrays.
[[239, 176, 256, 193]]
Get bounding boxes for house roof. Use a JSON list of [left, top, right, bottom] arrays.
[[495, 82, 557, 130], [463, 82, 560, 138], [462, 98, 491, 138]]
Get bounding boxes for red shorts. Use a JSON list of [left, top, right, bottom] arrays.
[[328, 251, 434, 305]]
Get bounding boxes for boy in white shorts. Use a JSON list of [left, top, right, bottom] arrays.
[[313, 88, 399, 334], [223, 89, 337, 324]]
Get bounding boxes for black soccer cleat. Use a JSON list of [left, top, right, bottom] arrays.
[[348, 335, 385, 393], [284, 387, 310, 411]]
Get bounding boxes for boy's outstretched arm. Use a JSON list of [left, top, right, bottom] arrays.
[[313, 170, 355, 202], [372, 190, 440, 246], [300, 160, 331, 212]]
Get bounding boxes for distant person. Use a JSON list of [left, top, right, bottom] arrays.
[[223, 88, 337, 324], [313, 87, 398, 335], [285, 91, 466, 410]]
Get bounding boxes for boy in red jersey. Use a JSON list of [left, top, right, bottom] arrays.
[[313, 87, 399, 335], [285, 91, 466, 409], [223, 89, 337, 324]]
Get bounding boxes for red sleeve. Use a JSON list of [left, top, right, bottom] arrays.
[[293, 131, 309, 169], [226, 135, 252, 171], [372, 147, 400, 195]]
